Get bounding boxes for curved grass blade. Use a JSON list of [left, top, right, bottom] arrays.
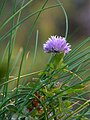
[[56, 0, 68, 39], [0, 0, 33, 30], [15, 0, 49, 104], [0, 4, 62, 42], [23, 30, 39, 85]]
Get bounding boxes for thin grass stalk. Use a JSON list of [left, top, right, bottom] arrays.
[[10, 48, 23, 75], [56, 0, 68, 39], [1, 1, 17, 119], [61, 63, 83, 87], [68, 56, 90, 71], [0, 0, 33, 30], [76, 106, 90, 119], [65, 37, 90, 60], [23, 30, 39, 85], [0, 42, 9, 64], [0, 70, 41, 87], [34, 94, 48, 120], [64, 100, 90, 120], [3, 0, 17, 99], [65, 46, 90, 63], [0, 0, 8, 16], [16, 0, 49, 103], [0, 4, 62, 42]]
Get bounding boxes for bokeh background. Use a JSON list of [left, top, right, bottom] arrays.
[[0, 0, 90, 82]]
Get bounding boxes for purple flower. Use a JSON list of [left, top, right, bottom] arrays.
[[43, 36, 71, 54]]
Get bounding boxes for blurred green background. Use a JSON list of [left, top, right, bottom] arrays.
[[0, 0, 90, 84]]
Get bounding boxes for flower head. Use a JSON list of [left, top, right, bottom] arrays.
[[43, 35, 71, 54]]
